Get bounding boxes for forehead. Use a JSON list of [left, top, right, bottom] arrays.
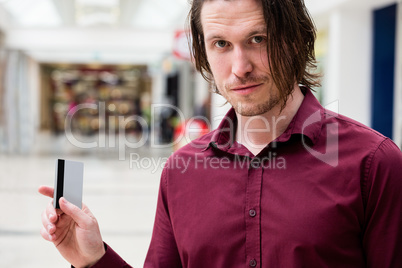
[[200, 0, 265, 37]]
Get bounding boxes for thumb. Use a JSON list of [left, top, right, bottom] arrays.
[[59, 197, 90, 228]]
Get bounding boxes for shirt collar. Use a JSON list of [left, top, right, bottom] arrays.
[[206, 108, 237, 152], [205, 88, 324, 151]]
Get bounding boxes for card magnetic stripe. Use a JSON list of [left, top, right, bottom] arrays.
[[55, 159, 65, 209]]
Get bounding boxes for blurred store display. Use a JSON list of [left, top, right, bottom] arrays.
[[41, 64, 152, 138]]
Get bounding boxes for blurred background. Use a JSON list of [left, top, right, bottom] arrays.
[[0, 0, 401, 267]]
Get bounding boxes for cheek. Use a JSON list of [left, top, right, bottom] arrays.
[[207, 53, 230, 84]]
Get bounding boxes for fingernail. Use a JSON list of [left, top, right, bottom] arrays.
[[48, 234, 53, 241], [49, 214, 55, 221], [47, 224, 53, 232]]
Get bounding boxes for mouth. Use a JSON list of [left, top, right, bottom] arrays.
[[231, 83, 263, 94]]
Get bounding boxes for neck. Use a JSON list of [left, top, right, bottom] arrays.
[[235, 85, 304, 155]]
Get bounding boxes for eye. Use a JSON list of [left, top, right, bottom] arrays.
[[251, 36, 265, 44], [215, 40, 227, 48]]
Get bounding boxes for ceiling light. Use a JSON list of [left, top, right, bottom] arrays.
[[75, 0, 119, 27]]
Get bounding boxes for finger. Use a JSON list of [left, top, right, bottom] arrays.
[[41, 201, 58, 234], [59, 197, 91, 229], [41, 209, 54, 233], [38, 185, 54, 198], [46, 200, 60, 224], [40, 226, 55, 242]]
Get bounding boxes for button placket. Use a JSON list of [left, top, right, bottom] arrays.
[[245, 156, 262, 268]]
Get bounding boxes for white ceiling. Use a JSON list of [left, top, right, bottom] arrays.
[[0, 0, 190, 64], [0, 0, 398, 65], [0, 0, 189, 28]]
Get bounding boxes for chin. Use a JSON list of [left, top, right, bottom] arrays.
[[234, 105, 269, 117], [235, 109, 269, 117], [233, 99, 281, 117]]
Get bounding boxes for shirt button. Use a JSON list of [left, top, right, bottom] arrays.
[[249, 209, 256, 217], [250, 158, 261, 169], [249, 259, 257, 267]]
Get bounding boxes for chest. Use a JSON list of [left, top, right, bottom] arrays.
[[166, 153, 364, 265]]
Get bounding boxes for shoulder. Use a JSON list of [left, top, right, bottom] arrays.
[[161, 130, 216, 176], [324, 110, 391, 152], [318, 110, 401, 174], [328, 110, 386, 141], [331, 112, 402, 204], [170, 129, 216, 157], [314, 110, 402, 207], [366, 137, 402, 178]]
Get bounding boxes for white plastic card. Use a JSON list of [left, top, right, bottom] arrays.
[[53, 159, 84, 209]]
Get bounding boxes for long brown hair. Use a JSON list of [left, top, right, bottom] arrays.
[[187, 0, 321, 109]]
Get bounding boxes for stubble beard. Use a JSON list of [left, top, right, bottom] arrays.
[[234, 93, 281, 116], [220, 76, 282, 117]]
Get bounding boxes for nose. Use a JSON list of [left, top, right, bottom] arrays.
[[231, 47, 253, 78]]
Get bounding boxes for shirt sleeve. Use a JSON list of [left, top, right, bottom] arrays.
[[362, 138, 402, 267], [70, 243, 132, 268], [90, 243, 132, 268], [144, 166, 182, 267]]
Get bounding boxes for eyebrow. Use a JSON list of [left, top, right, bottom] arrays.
[[205, 34, 224, 42], [205, 27, 267, 42], [247, 28, 267, 37]]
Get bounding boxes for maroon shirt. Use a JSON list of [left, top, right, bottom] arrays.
[[91, 89, 402, 267]]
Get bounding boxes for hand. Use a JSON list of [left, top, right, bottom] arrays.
[[39, 185, 106, 268]]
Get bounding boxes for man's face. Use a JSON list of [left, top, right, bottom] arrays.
[[201, 0, 281, 117]]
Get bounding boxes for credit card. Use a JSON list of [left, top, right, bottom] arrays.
[[53, 159, 84, 209]]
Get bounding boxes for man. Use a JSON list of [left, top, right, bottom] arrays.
[[40, 0, 402, 267]]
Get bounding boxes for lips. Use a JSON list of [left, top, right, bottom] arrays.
[[231, 83, 263, 94]]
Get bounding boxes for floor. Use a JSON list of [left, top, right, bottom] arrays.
[[0, 146, 171, 268]]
